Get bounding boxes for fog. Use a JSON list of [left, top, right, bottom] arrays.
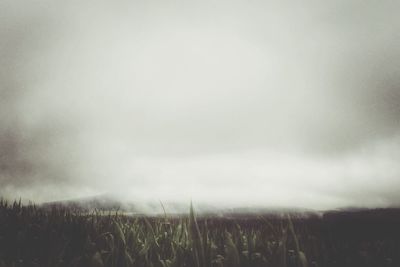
[[1, 0, 399, 210]]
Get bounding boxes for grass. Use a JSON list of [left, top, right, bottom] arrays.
[[0, 199, 399, 267]]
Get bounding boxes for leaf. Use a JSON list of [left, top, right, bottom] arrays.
[[91, 251, 104, 267], [224, 231, 240, 267], [189, 202, 206, 267]]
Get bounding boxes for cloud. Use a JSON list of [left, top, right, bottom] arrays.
[[0, 0, 399, 209]]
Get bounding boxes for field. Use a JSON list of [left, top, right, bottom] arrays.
[[0, 200, 400, 267]]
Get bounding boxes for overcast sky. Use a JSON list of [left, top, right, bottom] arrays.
[[1, 0, 399, 210]]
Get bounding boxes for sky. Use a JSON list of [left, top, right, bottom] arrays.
[[0, 0, 399, 210]]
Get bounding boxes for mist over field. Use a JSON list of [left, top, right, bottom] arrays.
[[1, 0, 400, 210]]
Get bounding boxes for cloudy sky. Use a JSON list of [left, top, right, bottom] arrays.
[[1, 0, 399, 210]]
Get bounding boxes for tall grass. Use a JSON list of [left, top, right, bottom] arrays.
[[0, 199, 398, 266]]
